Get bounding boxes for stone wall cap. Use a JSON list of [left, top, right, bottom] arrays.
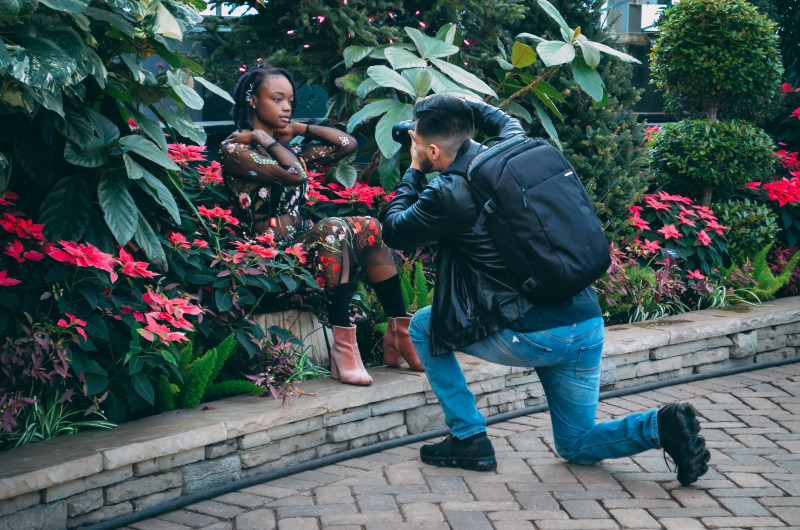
[[0, 443, 102, 501]]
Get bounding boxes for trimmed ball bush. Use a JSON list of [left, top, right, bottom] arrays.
[[648, 120, 776, 203], [650, 0, 784, 121]]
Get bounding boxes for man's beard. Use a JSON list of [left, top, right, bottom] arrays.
[[419, 156, 435, 174]]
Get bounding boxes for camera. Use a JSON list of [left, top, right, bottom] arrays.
[[391, 119, 415, 147]]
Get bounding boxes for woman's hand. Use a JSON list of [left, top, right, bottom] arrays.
[[225, 129, 275, 147]]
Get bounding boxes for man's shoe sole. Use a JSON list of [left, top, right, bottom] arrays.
[[421, 454, 497, 471]]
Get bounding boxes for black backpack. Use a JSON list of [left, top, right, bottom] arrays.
[[461, 134, 611, 305]]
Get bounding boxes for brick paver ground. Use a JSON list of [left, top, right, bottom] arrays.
[[125, 363, 800, 529]]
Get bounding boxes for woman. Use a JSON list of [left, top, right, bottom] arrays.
[[220, 65, 422, 385]]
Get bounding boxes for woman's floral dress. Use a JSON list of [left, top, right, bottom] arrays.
[[220, 126, 393, 292]]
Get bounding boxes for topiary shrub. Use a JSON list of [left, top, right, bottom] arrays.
[[713, 198, 782, 265], [650, 0, 784, 122], [648, 120, 776, 204]]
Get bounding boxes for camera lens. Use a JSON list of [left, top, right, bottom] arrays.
[[391, 120, 415, 147]]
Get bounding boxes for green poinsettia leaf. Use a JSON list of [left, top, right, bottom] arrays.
[[429, 58, 497, 97], [536, 40, 576, 67], [134, 211, 167, 271], [119, 134, 180, 171], [570, 56, 604, 101], [343, 45, 373, 68], [367, 65, 417, 97], [384, 47, 427, 70], [98, 171, 138, 246], [347, 99, 403, 133], [195, 76, 234, 104], [375, 102, 413, 159], [157, 103, 206, 145]]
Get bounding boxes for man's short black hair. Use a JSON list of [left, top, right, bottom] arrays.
[[413, 95, 474, 154]]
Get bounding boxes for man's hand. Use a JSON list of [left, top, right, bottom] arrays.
[[408, 130, 423, 172]]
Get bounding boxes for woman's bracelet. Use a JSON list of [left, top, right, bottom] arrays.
[[304, 123, 312, 138], [265, 141, 278, 153]]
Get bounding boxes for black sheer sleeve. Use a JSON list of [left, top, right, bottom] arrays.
[[299, 123, 358, 169]]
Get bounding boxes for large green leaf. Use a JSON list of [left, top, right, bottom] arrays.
[[427, 69, 480, 98], [38, 0, 89, 13], [134, 211, 167, 271], [39, 176, 90, 241], [536, 0, 570, 33], [529, 86, 563, 122], [55, 110, 96, 148], [157, 103, 206, 145], [379, 152, 401, 191], [120, 102, 167, 152], [429, 58, 497, 97], [119, 135, 180, 171], [585, 39, 640, 64], [536, 40, 576, 67], [375, 103, 413, 159], [356, 78, 380, 99], [64, 139, 108, 167], [367, 65, 416, 97], [167, 70, 203, 110], [147, 1, 182, 40], [330, 154, 357, 188], [502, 101, 532, 123], [511, 41, 537, 69], [120, 54, 145, 84], [123, 153, 144, 180], [347, 99, 404, 133], [0, 152, 9, 192], [138, 168, 181, 224], [343, 45, 373, 68], [0, 0, 38, 18], [576, 36, 601, 68], [405, 27, 459, 59], [415, 69, 432, 99], [570, 56, 604, 101], [195, 76, 234, 104], [435, 23, 457, 44], [384, 47, 427, 70], [531, 100, 562, 151], [130, 373, 154, 405], [0, 42, 12, 70], [85, 6, 135, 38], [86, 108, 120, 146], [26, 85, 63, 117], [10, 33, 79, 92], [98, 171, 138, 246]]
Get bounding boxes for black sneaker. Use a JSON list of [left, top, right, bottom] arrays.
[[420, 432, 497, 471], [658, 402, 711, 486]]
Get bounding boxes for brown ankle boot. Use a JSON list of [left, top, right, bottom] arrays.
[[383, 316, 424, 372], [330, 325, 372, 386]]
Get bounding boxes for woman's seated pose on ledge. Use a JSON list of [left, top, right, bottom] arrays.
[[220, 65, 422, 385]]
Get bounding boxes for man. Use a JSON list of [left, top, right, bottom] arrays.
[[382, 95, 711, 486]]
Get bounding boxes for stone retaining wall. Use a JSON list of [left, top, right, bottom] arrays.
[[2, 297, 800, 529]]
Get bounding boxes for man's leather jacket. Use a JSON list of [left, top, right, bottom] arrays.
[[383, 101, 534, 357]]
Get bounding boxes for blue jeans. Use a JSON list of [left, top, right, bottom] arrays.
[[409, 306, 661, 465]]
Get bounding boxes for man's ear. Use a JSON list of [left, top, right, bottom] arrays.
[[428, 142, 441, 160]]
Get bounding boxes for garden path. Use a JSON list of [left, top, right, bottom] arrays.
[[122, 363, 800, 530]]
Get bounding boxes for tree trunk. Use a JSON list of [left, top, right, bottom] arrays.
[[702, 182, 713, 206]]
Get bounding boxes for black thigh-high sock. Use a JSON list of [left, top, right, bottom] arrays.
[[371, 275, 407, 318], [328, 282, 352, 327]]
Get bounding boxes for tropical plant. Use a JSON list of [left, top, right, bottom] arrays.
[[0, 0, 232, 270], [650, 0, 784, 122], [342, 0, 640, 188]]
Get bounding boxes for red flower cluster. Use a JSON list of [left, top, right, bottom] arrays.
[[231, 240, 278, 262], [47, 241, 117, 279], [0, 270, 20, 286], [751, 177, 800, 207], [328, 182, 386, 208], [117, 249, 158, 278], [776, 150, 800, 172], [628, 191, 728, 247], [57, 313, 88, 342], [1, 213, 44, 240], [167, 143, 207, 165], [285, 243, 307, 264], [197, 161, 224, 186], [138, 289, 202, 344], [198, 205, 240, 227]]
